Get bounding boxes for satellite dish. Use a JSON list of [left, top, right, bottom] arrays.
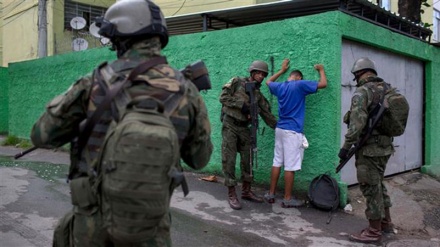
[[70, 17, 87, 30], [89, 22, 101, 38], [72, 38, 88, 51], [100, 37, 110, 45]]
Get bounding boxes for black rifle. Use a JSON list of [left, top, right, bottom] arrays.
[[336, 102, 387, 173], [245, 82, 258, 177], [14, 146, 38, 159], [14, 59, 212, 160]]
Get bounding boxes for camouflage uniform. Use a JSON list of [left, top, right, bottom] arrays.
[[342, 71, 394, 221], [31, 38, 213, 247], [220, 77, 277, 186]]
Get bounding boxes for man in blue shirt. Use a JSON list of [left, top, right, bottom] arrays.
[[264, 59, 327, 207]]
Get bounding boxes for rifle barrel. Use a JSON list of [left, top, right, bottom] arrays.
[[14, 146, 38, 160]]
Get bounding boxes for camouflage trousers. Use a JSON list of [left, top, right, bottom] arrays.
[[355, 151, 392, 220], [53, 206, 172, 247], [221, 119, 253, 187]]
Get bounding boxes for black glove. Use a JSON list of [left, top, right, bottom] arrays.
[[338, 148, 350, 160], [241, 103, 250, 115]]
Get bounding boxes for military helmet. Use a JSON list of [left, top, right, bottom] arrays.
[[96, 0, 169, 48], [351, 57, 377, 74], [248, 60, 269, 74]]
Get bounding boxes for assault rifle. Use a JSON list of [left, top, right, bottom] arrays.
[[336, 102, 387, 173], [245, 81, 259, 177], [14, 59, 212, 160]]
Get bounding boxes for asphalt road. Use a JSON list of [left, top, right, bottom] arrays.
[[1, 143, 440, 247]]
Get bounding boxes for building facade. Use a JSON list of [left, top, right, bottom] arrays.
[[0, 0, 438, 66]]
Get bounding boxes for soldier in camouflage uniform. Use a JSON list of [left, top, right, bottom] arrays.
[[219, 60, 277, 210], [339, 57, 395, 244], [30, 0, 213, 246]]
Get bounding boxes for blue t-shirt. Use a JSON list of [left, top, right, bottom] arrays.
[[268, 80, 318, 133]]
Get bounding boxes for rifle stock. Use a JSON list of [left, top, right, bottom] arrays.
[[245, 82, 259, 177], [180, 60, 211, 91], [336, 102, 387, 173]]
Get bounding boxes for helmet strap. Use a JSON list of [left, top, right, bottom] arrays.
[[353, 70, 367, 81]]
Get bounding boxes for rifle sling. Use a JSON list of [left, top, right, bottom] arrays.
[[75, 56, 168, 171], [336, 83, 388, 173]]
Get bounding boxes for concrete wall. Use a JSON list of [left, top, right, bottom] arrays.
[[1, 0, 112, 66], [3, 11, 440, 203], [2, 0, 39, 66], [0, 0, 3, 64], [0, 66, 8, 133], [72, 0, 113, 8], [156, 0, 278, 17]]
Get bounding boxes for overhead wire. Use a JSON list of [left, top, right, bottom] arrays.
[[1, 0, 27, 17], [170, 0, 187, 16]]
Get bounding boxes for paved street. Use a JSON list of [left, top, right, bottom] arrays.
[[1, 143, 440, 247]]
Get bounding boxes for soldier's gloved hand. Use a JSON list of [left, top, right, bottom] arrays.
[[338, 148, 349, 160], [241, 103, 250, 115]]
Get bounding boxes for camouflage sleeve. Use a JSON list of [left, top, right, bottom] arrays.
[[257, 91, 277, 129], [30, 75, 92, 148], [219, 78, 245, 109], [180, 83, 213, 170], [342, 88, 369, 149]]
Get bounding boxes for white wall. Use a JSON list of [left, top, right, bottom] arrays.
[[434, 1, 440, 42]]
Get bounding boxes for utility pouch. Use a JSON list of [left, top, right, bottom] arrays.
[[343, 110, 351, 125], [52, 211, 74, 247], [70, 177, 98, 208], [377, 135, 392, 148]]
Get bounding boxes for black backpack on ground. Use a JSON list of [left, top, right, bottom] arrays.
[[308, 173, 340, 224]]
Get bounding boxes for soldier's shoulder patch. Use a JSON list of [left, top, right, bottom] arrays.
[[351, 94, 362, 106]]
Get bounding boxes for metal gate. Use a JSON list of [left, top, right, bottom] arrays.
[[340, 39, 423, 185]]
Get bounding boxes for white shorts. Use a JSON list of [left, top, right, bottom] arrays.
[[272, 128, 306, 171]]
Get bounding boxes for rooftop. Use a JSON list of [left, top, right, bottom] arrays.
[[165, 0, 432, 42]]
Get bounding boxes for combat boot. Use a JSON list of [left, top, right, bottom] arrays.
[[381, 207, 395, 233], [241, 181, 264, 203], [228, 186, 242, 210], [349, 219, 382, 244]]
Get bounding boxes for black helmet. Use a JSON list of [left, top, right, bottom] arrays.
[[96, 0, 168, 48], [351, 57, 377, 74], [248, 60, 269, 74]]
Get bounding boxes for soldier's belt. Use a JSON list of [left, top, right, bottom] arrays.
[[224, 115, 249, 127], [364, 135, 392, 145]]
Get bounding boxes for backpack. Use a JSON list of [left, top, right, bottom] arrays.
[[366, 79, 409, 137], [52, 211, 74, 247], [308, 173, 340, 224], [376, 87, 409, 137], [99, 94, 184, 243], [82, 57, 188, 243]]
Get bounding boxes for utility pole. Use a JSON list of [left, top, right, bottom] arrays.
[[37, 0, 47, 57]]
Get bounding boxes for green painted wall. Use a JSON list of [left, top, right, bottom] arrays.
[[8, 48, 115, 141], [4, 11, 440, 204], [0, 67, 8, 133]]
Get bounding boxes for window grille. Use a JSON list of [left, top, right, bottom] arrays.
[[64, 0, 106, 30]]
